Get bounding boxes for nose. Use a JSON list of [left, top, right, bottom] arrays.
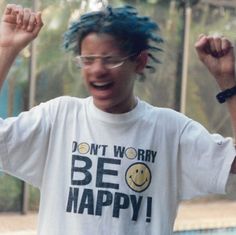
[[90, 59, 108, 77]]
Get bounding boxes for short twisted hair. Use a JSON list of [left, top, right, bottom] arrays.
[[64, 5, 163, 80]]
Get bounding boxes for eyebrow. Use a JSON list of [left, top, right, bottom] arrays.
[[79, 54, 123, 57]]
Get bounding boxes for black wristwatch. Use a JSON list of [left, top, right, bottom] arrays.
[[216, 85, 236, 103]]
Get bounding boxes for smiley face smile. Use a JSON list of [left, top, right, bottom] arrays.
[[129, 175, 148, 187]]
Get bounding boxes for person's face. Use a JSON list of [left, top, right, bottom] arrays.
[[80, 33, 147, 113]]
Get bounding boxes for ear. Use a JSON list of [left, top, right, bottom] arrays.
[[135, 51, 148, 73]]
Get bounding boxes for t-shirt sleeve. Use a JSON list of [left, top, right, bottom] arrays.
[[0, 99, 57, 188], [178, 120, 236, 200]]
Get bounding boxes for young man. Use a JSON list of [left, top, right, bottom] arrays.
[[0, 4, 236, 235]]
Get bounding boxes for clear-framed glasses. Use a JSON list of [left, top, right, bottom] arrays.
[[74, 54, 136, 69]]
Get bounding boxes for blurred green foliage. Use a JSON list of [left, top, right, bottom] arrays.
[[0, 173, 40, 211], [0, 174, 22, 211]]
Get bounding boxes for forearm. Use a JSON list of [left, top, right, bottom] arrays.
[[216, 77, 236, 174], [0, 47, 19, 89], [226, 95, 236, 136], [216, 74, 236, 139], [225, 92, 236, 173]]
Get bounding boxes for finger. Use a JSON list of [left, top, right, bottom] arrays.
[[213, 37, 222, 54], [26, 13, 37, 32], [207, 36, 218, 57], [2, 4, 18, 24], [33, 12, 44, 36], [4, 4, 17, 15], [195, 34, 208, 50], [212, 37, 225, 57], [195, 35, 211, 60], [198, 34, 206, 40], [15, 5, 24, 25], [22, 8, 32, 30], [11, 5, 21, 16], [222, 37, 233, 54]]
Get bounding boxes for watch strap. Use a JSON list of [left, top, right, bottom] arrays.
[[216, 85, 236, 103]]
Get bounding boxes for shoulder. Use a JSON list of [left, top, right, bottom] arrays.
[[38, 96, 89, 111], [141, 100, 190, 123], [139, 100, 192, 134], [30, 96, 90, 121], [45, 95, 88, 105]]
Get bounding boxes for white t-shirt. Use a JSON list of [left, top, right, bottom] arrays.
[[0, 96, 235, 235]]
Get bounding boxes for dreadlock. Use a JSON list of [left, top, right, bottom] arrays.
[[64, 5, 163, 80]]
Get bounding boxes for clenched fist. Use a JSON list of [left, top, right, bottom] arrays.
[[0, 4, 43, 52], [195, 35, 236, 90]]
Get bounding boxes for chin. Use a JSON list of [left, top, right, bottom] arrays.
[[94, 97, 128, 113], [94, 98, 115, 111]]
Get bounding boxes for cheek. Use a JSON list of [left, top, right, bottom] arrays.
[[81, 71, 90, 89], [116, 66, 135, 79], [81, 69, 87, 78], [119, 71, 136, 87], [81, 69, 89, 81]]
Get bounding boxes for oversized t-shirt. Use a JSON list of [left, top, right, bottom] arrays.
[[0, 96, 235, 235]]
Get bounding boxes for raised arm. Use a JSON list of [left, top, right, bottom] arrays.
[[195, 35, 236, 173], [0, 4, 43, 89]]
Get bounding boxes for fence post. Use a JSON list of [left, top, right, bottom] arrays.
[[22, 0, 39, 215]]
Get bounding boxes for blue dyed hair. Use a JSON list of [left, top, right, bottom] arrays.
[[64, 5, 163, 80]]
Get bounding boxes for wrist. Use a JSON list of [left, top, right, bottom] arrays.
[[0, 46, 19, 89], [215, 75, 236, 90], [0, 46, 20, 59], [216, 85, 236, 103]]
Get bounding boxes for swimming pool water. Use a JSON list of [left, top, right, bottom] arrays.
[[174, 227, 236, 234]]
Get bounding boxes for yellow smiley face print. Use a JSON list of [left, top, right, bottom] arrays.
[[78, 142, 90, 154], [125, 163, 151, 192], [125, 147, 137, 160]]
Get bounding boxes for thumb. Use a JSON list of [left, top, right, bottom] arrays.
[[195, 34, 210, 61]]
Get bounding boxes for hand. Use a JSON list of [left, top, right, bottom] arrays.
[[0, 4, 43, 53], [195, 34, 236, 89]]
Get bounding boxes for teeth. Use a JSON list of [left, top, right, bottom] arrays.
[[93, 82, 111, 87]]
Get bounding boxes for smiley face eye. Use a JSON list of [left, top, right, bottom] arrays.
[[136, 169, 138, 173]]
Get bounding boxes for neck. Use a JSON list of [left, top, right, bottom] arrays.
[[94, 96, 137, 114]]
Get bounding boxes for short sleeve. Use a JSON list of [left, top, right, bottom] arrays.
[[178, 120, 236, 200], [0, 99, 56, 188]]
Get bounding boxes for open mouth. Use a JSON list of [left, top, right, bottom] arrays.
[[91, 81, 114, 90]]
